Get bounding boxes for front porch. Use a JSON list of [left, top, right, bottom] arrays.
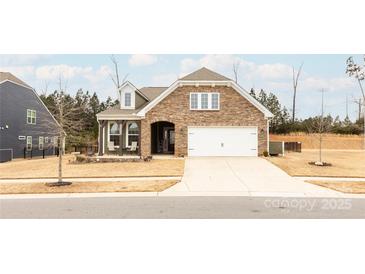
[[98, 119, 141, 157]]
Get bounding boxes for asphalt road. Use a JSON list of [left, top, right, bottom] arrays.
[[1, 196, 365, 218]]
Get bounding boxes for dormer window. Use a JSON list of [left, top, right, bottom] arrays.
[[124, 93, 131, 107]]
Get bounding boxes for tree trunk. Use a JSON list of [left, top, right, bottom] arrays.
[[58, 133, 63, 183]]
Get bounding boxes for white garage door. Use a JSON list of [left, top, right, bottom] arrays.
[[188, 127, 258, 157]]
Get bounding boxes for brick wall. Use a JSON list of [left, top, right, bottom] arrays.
[[140, 85, 268, 157]]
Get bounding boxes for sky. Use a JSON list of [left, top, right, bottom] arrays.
[[0, 54, 364, 121]]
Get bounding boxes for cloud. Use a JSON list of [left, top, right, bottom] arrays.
[[0, 65, 35, 77], [180, 54, 241, 74], [301, 76, 356, 92], [180, 54, 292, 81], [0, 55, 51, 66], [35, 64, 94, 80], [151, 73, 178, 86], [252, 63, 292, 80], [83, 65, 113, 83], [128, 54, 157, 66]]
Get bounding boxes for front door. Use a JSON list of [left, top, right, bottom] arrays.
[[162, 127, 175, 153]]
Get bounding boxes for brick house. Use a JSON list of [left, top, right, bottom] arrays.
[[96, 67, 273, 157]]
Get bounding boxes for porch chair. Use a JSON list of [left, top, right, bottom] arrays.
[[127, 141, 138, 153], [108, 141, 115, 151]]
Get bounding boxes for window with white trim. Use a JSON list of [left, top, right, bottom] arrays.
[[39, 137, 44, 150], [190, 92, 220, 110], [126, 122, 139, 147], [27, 109, 36, 124], [211, 93, 219, 109], [190, 93, 198, 109], [124, 93, 131, 107], [201, 93, 208, 109], [109, 122, 121, 147], [45, 137, 49, 144], [26, 136, 32, 151]]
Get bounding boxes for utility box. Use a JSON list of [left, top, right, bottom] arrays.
[[269, 141, 284, 156]]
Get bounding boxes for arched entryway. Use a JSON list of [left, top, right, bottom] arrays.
[[151, 121, 175, 154]]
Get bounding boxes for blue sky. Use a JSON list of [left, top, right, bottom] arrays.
[[1, 54, 363, 121]]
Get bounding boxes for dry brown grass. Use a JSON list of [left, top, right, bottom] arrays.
[[266, 150, 365, 177], [270, 133, 364, 150], [0, 155, 185, 179], [0, 180, 177, 194], [307, 181, 365, 194]]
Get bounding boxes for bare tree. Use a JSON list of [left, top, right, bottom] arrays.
[[306, 89, 331, 165], [346, 56, 365, 150], [291, 63, 304, 123], [110, 55, 129, 89], [353, 98, 363, 122], [45, 77, 90, 186], [232, 60, 240, 84]]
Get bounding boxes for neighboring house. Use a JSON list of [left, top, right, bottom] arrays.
[[0, 72, 61, 162], [96, 67, 273, 158]]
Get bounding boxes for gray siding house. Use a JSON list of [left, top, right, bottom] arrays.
[[0, 72, 61, 162]]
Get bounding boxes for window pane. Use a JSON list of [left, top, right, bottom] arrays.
[[190, 93, 198, 109], [211, 93, 219, 109], [125, 93, 131, 106], [128, 122, 139, 134], [109, 135, 120, 146], [27, 136, 32, 150], [128, 135, 138, 146], [109, 122, 120, 135], [201, 93, 208, 109]]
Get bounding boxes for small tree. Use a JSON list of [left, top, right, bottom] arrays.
[[346, 56, 365, 150], [291, 63, 304, 123], [306, 89, 331, 165], [46, 78, 90, 186]]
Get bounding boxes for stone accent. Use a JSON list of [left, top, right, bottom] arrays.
[[140, 85, 268, 157]]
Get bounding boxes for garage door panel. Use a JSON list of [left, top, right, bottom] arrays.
[[188, 127, 258, 157]]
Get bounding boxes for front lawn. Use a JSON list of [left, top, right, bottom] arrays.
[[307, 181, 365, 194], [0, 155, 185, 179], [266, 150, 365, 177], [0, 180, 178, 194]]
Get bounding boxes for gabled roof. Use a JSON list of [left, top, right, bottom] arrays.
[[0, 72, 32, 89], [119, 81, 150, 101], [180, 67, 231, 81], [98, 67, 273, 119], [139, 87, 167, 101]]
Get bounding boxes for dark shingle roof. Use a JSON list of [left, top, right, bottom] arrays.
[[180, 67, 231, 81], [0, 72, 32, 88], [98, 104, 148, 115]]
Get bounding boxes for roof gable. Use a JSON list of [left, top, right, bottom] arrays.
[[137, 80, 273, 118], [0, 72, 32, 89], [180, 67, 231, 81], [139, 87, 167, 101]]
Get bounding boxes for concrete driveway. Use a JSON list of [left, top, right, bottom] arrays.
[[161, 157, 340, 197]]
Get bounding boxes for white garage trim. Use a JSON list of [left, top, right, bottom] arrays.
[[188, 126, 258, 157]]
